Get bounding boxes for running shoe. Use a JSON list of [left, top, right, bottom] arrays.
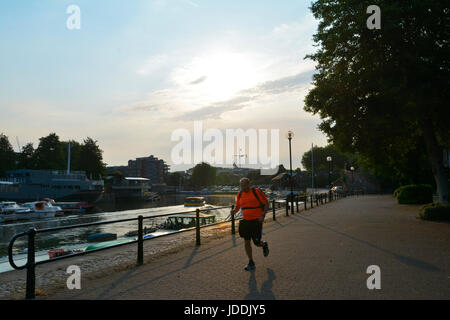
[[262, 241, 269, 257], [244, 261, 255, 271]]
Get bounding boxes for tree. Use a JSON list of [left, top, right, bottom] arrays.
[[33, 133, 66, 170], [0, 134, 16, 176], [168, 172, 185, 186], [190, 162, 216, 188], [17, 143, 36, 169], [78, 137, 106, 178], [304, 0, 449, 203], [301, 144, 353, 172]]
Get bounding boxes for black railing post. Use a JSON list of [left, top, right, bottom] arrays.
[[25, 228, 36, 300], [231, 205, 235, 235], [196, 209, 201, 246], [304, 196, 307, 211], [137, 215, 143, 266], [285, 197, 289, 216], [272, 200, 276, 221], [310, 195, 313, 208]]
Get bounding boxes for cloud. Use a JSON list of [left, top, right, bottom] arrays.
[[189, 76, 207, 85], [184, 0, 199, 7], [173, 95, 255, 121], [136, 54, 170, 75], [174, 69, 315, 120]]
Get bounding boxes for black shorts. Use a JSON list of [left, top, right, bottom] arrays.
[[238, 219, 263, 245]]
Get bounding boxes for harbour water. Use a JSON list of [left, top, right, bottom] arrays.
[[0, 194, 235, 274]]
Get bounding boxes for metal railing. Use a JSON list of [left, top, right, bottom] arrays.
[[8, 205, 234, 299], [7, 189, 362, 299]]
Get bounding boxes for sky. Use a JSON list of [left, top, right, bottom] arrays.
[[0, 0, 329, 172]]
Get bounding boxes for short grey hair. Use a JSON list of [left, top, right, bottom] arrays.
[[240, 177, 250, 184]]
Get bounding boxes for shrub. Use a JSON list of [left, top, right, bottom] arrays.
[[396, 184, 433, 204], [418, 202, 450, 221], [393, 186, 403, 198]]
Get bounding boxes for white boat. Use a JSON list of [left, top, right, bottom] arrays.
[[22, 201, 58, 219], [0, 201, 31, 222], [0, 208, 17, 222]]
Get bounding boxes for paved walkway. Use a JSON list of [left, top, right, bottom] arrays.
[[41, 195, 450, 300]]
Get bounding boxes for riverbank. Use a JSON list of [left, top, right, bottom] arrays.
[[1, 205, 277, 300], [0, 220, 235, 299]]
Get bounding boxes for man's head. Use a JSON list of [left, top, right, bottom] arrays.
[[240, 177, 250, 192]]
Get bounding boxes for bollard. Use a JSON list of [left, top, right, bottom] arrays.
[[272, 200, 276, 221], [196, 209, 201, 246], [231, 205, 235, 234], [26, 228, 37, 300], [137, 215, 143, 265]]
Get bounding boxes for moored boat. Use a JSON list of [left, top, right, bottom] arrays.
[[162, 212, 216, 230], [54, 201, 95, 214], [184, 196, 206, 207], [48, 248, 84, 259], [22, 201, 57, 219], [87, 233, 117, 243], [0, 201, 31, 221], [85, 238, 135, 251]]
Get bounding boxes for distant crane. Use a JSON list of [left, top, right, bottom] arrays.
[[233, 148, 247, 168], [15, 136, 22, 152]]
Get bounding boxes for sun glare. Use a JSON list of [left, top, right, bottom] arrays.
[[173, 51, 262, 103]]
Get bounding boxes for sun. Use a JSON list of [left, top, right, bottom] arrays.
[[173, 50, 262, 103]]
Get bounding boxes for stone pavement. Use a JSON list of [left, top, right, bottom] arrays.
[[40, 195, 450, 300]]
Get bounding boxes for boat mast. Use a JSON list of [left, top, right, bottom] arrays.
[[67, 142, 71, 174]]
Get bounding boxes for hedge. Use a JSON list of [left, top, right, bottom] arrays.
[[418, 202, 450, 221], [395, 184, 433, 204]]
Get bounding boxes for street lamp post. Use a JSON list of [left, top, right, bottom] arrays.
[[287, 130, 294, 214], [350, 166, 355, 193], [326, 156, 332, 188]]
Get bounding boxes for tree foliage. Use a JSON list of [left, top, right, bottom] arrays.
[[301, 144, 355, 172], [0, 133, 16, 176], [304, 0, 449, 202], [190, 162, 217, 188], [0, 133, 106, 178]]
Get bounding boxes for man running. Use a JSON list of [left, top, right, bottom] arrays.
[[232, 177, 269, 271]]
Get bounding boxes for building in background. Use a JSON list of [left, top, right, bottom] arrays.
[[107, 155, 169, 183], [127, 155, 169, 184]]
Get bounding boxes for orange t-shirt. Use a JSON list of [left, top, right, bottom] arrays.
[[235, 188, 268, 220]]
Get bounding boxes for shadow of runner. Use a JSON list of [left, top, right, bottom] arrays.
[[244, 268, 276, 300], [96, 267, 137, 300]]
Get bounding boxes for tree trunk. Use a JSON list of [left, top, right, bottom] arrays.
[[422, 119, 449, 204]]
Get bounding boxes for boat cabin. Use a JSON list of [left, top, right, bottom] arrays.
[[165, 212, 215, 230], [184, 196, 206, 207]]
